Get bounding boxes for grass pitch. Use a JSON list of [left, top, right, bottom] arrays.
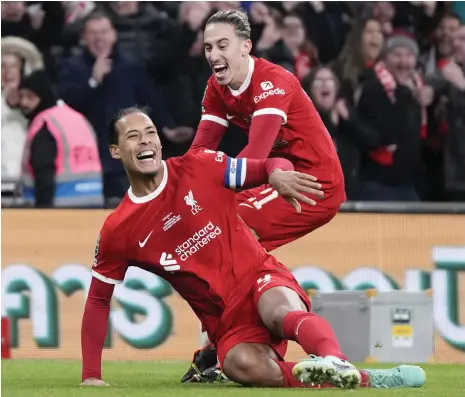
[[2, 360, 464, 397]]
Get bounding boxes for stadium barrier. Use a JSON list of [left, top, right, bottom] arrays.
[[1, 209, 464, 363]]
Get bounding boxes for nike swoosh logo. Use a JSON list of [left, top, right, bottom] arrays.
[[139, 231, 153, 248], [258, 281, 272, 292], [226, 114, 234, 120]]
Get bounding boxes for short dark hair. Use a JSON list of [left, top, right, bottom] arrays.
[[83, 11, 113, 33], [108, 106, 151, 145], [206, 9, 251, 40]]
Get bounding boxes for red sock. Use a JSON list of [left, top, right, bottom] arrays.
[[282, 311, 346, 359], [276, 361, 370, 388]]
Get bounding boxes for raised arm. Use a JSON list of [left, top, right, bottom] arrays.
[[191, 149, 324, 211]]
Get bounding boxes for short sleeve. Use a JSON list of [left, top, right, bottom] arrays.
[[188, 149, 248, 190], [91, 226, 128, 284], [252, 73, 294, 125], [200, 78, 229, 127]]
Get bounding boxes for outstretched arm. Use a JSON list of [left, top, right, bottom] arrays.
[[223, 156, 324, 209], [81, 277, 114, 385], [237, 114, 283, 159], [191, 78, 228, 151]]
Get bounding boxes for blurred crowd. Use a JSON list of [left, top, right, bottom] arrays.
[[2, 1, 465, 208]]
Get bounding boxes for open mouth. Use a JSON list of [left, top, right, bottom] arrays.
[[212, 63, 228, 78], [321, 89, 331, 98], [136, 150, 155, 163]]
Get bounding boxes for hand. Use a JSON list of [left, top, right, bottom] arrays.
[[416, 85, 434, 107], [269, 169, 324, 213], [335, 99, 350, 121], [80, 378, 109, 386], [250, 2, 270, 24], [442, 62, 465, 90], [162, 126, 195, 143], [92, 57, 112, 84], [387, 144, 397, 153]]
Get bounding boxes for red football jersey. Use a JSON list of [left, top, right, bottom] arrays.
[[92, 149, 287, 341], [201, 56, 343, 186]]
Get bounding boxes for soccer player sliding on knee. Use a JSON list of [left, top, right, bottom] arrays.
[[80, 107, 425, 389]]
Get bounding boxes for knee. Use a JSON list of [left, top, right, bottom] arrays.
[[266, 305, 305, 338], [223, 348, 281, 387]]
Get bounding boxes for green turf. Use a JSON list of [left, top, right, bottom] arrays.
[[2, 360, 464, 397]]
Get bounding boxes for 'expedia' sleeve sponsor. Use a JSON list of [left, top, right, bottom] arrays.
[[252, 73, 294, 125], [91, 224, 128, 284]]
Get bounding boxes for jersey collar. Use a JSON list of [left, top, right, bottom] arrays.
[[228, 56, 255, 97], [128, 161, 168, 204]]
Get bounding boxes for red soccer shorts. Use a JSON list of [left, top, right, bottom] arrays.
[[216, 268, 311, 367], [236, 183, 344, 252]]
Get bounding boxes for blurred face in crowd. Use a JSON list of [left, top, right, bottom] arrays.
[[385, 47, 417, 82], [215, 2, 241, 11], [1, 53, 22, 89], [361, 19, 384, 62], [111, 1, 139, 17], [435, 15, 460, 57], [282, 15, 306, 52], [372, 1, 395, 24], [110, 112, 163, 178], [18, 88, 40, 116], [83, 17, 117, 58], [1, 1, 26, 22], [453, 25, 465, 64], [204, 22, 252, 88], [310, 68, 337, 111]]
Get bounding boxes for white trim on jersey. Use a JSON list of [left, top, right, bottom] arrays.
[[128, 161, 168, 204], [92, 269, 123, 284], [228, 56, 255, 96], [201, 114, 229, 127], [224, 157, 247, 189], [253, 108, 288, 125]]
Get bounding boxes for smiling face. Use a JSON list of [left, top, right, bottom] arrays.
[[110, 111, 163, 178], [311, 68, 337, 111], [203, 22, 251, 87], [361, 19, 384, 62]]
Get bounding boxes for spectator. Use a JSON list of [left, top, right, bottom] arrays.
[[1, 37, 43, 186], [249, 3, 286, 68], [163, 1, 212, 128], [332, 16, 384, 104], [105, 1, 201, 133], [274, 13, 318, 81], [421, 12, 461, 77], [104, 2, 173, 75], [59, 1, 97, 59], [292, 1, 353, 63], [57, 12, 190, 203], [18, 70, 103, 208], [1, 1, 65, 77], [357, 33, 435, 201], [303, 66, 379, 200], [439, 24, 465, 201], [371, 1, 395, 36]]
